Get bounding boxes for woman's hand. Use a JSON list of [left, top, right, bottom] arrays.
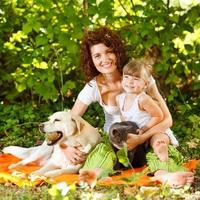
[[137, 128, 145, 135], [64, 144, 86, 165], [126, 134, 144, 151]]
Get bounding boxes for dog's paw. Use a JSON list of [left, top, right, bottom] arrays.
[[29, 172, 46, 181], [8, 163, 19, 169], [32, 170, 44, 176], [44, 171, 58, 177]]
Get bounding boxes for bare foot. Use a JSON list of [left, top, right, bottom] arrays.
[[79, 168, 102, 188], [153, 141, 168, 162], [152, 170, 194, 188]]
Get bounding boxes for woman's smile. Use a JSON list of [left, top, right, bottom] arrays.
[[90, 43, 117, 74]]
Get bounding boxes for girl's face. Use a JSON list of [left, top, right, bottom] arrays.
[[122, 74, 147, 94], [90, 43, 117, 74]]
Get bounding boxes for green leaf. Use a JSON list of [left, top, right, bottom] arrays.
[[116, 147, 129, 167], [58, 33, 69, 47], [62, 80, 76, 94], [183, 24, 194, 33], [22, 23, 33, 34], [34, 82, 58, 101], [97, 169, 113, 180], [32, 21, 41, 32], [121, 168, 149, 183], [39, 61, 48, 69], [15, 82, 26, 92], [193, 82, 200, 90], [184, 44, 193, 51], [35, 35, 48, 46], [67, 40, 78, 54]]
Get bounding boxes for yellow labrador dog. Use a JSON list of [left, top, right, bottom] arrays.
[[3, 110, 101, 177]]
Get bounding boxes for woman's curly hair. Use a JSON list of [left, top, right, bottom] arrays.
[[80, 27, 129, 82]]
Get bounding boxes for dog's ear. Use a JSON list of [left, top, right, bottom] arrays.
[[71, 115, 85, 134]]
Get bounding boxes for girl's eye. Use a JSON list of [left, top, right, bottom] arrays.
[[124, 75, 131, 79], [132, 76, 140, 81], [54, 119, 60, 122], [71, 118, 76, 123], [134, 78, 141, 81]]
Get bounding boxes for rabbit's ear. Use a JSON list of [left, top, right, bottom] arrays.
[[112, 129, 121, 137]]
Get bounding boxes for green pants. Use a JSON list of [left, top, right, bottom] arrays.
[[82, 143, 185, 173]]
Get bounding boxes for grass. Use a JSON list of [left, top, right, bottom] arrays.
[[0, 185, 50, 200], [0, 185, 199, 200], [0, 172, 200, 200]]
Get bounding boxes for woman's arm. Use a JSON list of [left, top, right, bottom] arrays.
[[71, 99, 88, 116], [64, 99, 89, 165]]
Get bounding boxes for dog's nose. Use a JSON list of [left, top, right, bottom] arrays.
[[39, 123, 44, 132]]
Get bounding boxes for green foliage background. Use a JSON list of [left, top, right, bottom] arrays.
[[0, 0, 200, 158]]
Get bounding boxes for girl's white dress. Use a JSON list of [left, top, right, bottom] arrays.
[[117, 92, 179, 146]]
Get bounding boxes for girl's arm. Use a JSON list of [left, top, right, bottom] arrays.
[[127, 83, 173, 150], [140, 83, 172, 139], [138, 93, 163, 134]]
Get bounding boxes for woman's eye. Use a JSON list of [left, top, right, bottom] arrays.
[[54, 119, 60, 122], [106, 48, 114, 53], [94, 54, 100, 59], [107, 51, 113, 55]]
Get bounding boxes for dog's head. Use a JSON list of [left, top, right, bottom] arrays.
[[109, 121, 138, 149], [39, 110, 84, 145]]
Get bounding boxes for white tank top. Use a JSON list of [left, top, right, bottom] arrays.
[[118, 92, 151, 128], [118, 92, 179, 146]]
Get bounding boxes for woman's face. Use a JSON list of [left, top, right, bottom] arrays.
[[90, 43, 117, 74]]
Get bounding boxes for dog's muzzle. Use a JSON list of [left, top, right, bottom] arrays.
[[39, 123, 63, 146], [45, 131, 63, 145]]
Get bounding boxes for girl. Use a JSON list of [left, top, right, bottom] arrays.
[[117, 59, 179, 162]]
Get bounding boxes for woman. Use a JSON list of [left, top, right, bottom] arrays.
[[65, 27, 194, 187]]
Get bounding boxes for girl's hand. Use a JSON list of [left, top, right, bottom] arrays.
[[126, 134, 144, 151], [64, 144, 86, 165]]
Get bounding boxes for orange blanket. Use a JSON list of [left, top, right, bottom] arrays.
[[0, 154, 199, 187]]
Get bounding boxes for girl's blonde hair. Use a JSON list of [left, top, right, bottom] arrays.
[[123, 59, 153, 83]]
